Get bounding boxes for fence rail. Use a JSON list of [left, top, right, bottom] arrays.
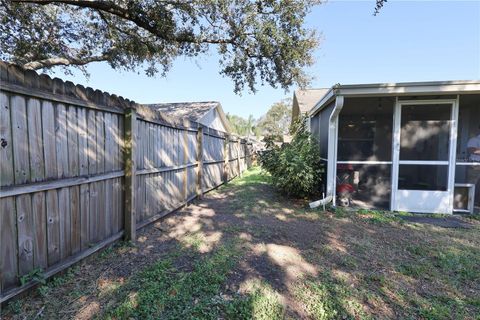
[[0, 62, 254, 302]]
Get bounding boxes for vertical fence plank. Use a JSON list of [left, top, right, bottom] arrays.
[[223, 134, 229, 183], [77, 108, 90, 249], [87, 110, 97, 175], [196, 127, 203, 197], [27, 98, 44, 182], [87, 110, 97, 243], [104, 113, 113, 237], [0, 92, 17, 294], [32, 192, 47, 269], [56, 104, 69, 179], [136, 121, 144, 222], [16, 194, 34, 276], [70, 186, 81, 254], [58, 187, 71, 259], [55, 103, 71, 259], [183, 129, 188, 201], [78, 108, 88, 176], [11, 94, 34, 278], [124, 108, 136, 240], [96, 111, 105, 240], [110, 115, 119, 233], [46, 190, 60, 266], [67, 106, 81, 254], [41, 101, 60, 267], [27, 97, 48, 270], [1, 197, 18, 292], [0, 92, 14, 187], [41, 100, 57, 181], [237, 139, 241, 177], [116, 116, 124, 232], [79, 184, 90, 250], [11, 95, 29, 185], [67, 106, 79, 177]]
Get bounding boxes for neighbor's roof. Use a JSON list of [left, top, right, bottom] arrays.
[[144, 101, 220, 123], [310, 80, 480, 116], [294, 88, 329, 114], [144, 101, 231, 132]]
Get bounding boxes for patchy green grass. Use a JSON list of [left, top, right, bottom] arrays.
[[103, 242, 241, 320], [224, 281, 285, 320], [356, 209, 402, 224], [294, 273, 366, 320], [101, 240, 284, 320]]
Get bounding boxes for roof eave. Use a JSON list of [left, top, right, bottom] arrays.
[[309, 81, 480, 116]]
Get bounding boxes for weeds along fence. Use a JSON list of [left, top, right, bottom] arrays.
[[0, 62, 253, 302]]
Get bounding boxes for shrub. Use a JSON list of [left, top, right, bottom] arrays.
[[259, 117, 324, 198]]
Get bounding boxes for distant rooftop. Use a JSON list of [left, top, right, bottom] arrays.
[[144, 101, 220, 123], [294, 88, 329, 114]]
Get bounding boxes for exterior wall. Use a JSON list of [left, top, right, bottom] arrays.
[[200, 108, 227, 132], [310, 101, 335, 195]]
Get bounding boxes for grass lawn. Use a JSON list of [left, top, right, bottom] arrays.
[[2, 167, 480, 319]]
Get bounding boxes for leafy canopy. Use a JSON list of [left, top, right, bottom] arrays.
[[226, 113, 259, 137], [257, 99, 292, 138], [1, 0, 320, 93]]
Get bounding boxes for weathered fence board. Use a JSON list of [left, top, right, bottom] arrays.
[[0, 93, 14, 187], [1, 197, 17, 291], [0, 62, 253, 302]]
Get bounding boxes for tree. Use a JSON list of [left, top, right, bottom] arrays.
[[374, 0, 387, 15], [257, 99, 291, 138], [1, 0, 320, 93], [226, 113, 258, 137], [259, 116, 324, 198]]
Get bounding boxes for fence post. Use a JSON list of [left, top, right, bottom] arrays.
[[124, 108, 136, 241], [223, 133, 229, 183], [196, 126, 203, 198], [183, 128, 189, 202], [246, 142, 251, 168], [237, 137, 242, 177]]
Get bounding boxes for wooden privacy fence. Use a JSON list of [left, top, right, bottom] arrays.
[[0, 62, 254, 302]]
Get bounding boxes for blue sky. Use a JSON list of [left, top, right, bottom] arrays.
[[53, 0, 480, 119]]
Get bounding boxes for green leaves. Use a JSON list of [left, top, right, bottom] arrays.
[[1, 0, 319, 93], [260, 116, 324, 198]]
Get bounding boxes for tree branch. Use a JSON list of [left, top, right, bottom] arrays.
[[22, 52, 111, 69], [13, 0, 238, 45]]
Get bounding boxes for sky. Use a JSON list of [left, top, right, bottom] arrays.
[[52, 0, 480, 119]]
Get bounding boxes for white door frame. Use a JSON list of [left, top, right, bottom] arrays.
[[390, 98, 459, 213]]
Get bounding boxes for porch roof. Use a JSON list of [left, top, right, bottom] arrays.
[[309, 80, 480, 117]]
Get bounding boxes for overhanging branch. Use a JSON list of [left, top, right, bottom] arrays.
[[13, 0, 238, 45], [23, 53, 111, 70]]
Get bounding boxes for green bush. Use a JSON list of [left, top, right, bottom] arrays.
[[259, 118, 324, 198]]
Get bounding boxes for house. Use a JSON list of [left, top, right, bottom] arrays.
[[306, 80, 480, 214], [291, 88, 329, 126], [144, 101, 231, 133]]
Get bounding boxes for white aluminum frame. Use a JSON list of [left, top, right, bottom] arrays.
[[336, 161, 392, 165], [327, 96, 344, 206], [390, 98, 459, 213], [453, 183, 476, 213]]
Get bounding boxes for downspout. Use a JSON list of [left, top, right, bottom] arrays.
[[309, 95, 344, 209]]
